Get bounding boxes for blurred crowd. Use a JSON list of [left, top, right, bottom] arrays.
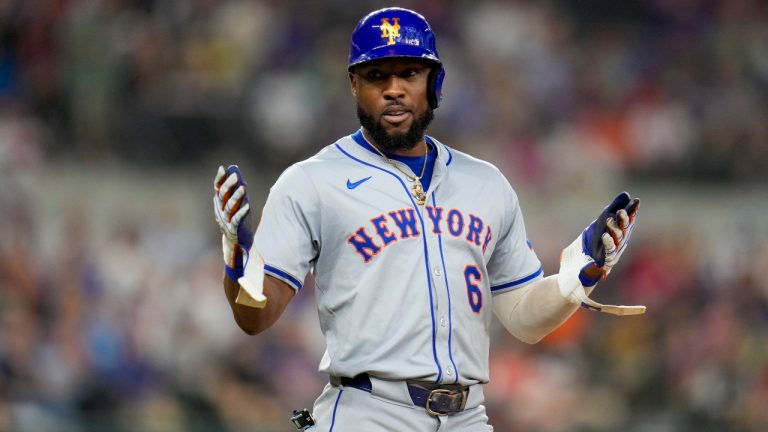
[[1, 0, 768, 431]]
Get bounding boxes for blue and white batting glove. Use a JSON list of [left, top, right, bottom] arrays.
[[213, 165, 253, 281], [558, 192, 645, 316]]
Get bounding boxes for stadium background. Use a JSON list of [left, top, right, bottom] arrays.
[[1, 0, 767, 431]]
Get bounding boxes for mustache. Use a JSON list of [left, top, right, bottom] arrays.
[[382, 103, 411, 115]]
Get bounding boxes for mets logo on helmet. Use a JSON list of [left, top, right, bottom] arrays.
[[378, 18, 400, 45]]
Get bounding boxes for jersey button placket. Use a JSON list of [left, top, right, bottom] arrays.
[[422, 210, 456, 383]]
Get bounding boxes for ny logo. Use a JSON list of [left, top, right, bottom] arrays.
[[379, 18, 400, 45]]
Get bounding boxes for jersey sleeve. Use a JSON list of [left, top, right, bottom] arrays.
[[487, 179, 543, 295], [251, 164, 320, 291]]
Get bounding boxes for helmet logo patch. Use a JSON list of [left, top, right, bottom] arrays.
[[378, 18, 401, 45]]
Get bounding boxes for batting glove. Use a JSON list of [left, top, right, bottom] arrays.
[[558, 192, 645, 316], [213, 165, 254, 281]]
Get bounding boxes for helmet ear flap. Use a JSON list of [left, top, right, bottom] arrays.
[[427, 67, 446, 109]]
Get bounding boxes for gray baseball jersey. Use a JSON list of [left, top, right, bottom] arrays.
[[252, 129, 542, 386]]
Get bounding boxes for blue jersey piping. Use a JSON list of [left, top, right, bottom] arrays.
[[264, 264, 303, 291], [490, 267, 543, 292]]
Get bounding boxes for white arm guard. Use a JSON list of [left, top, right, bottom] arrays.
[[492, 275, 585, 344]]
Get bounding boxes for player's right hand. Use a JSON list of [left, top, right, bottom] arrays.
[[213, 165, 254, 279]]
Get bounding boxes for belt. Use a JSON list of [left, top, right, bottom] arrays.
[[339, 374, 469, 416]]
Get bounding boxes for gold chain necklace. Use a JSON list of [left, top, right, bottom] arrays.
[[362, 132, 429, 205]]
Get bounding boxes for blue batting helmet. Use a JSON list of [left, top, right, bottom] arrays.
[[348, 7, 446, 109]]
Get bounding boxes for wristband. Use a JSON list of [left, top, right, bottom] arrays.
[[225, 264, 244, 281]]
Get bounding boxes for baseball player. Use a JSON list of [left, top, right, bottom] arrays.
[[213, 7, 642, 431]]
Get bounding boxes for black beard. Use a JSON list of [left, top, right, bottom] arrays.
[[357, 104, 434, 152]]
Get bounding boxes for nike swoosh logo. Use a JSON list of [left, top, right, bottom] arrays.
[[346, 176, 372, 190]]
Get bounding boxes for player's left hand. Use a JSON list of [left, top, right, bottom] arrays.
[[579, 192, 639, 285], [557, 192, 645, 316], [213, 165, 254, 280]]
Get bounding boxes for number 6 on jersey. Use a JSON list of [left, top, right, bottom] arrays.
[[464, 265, 483, 313]]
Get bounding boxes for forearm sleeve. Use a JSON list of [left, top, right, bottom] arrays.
[[492, 275, 593, 344]]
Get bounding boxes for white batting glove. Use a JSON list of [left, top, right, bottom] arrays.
[[213, 165, 253, 279], [557, 192, 645, 316]]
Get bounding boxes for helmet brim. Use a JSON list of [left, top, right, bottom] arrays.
[[348, 44, 441, 71]]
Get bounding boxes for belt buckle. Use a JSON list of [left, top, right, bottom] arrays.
[[425, 388, 467, 417]]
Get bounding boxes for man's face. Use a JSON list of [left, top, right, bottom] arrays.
[[350, 58, 434, 152]]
